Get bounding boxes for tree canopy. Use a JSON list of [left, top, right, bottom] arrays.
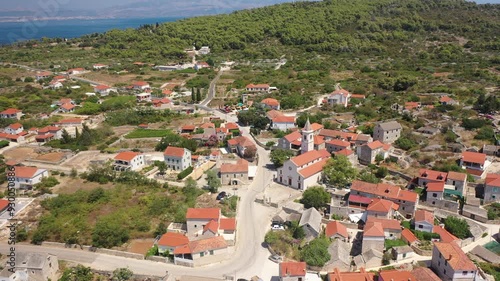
[[322, 155, 358, 188], [270, 149, 295, 167], [444, 216, 471, 239], [300, 186, 331, 209], [300, 237, 331, 267]]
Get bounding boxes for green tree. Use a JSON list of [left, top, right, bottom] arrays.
[[300, 186, 330, 209], [191, 87, 195, 102], [444, 216, 471, 239], [196, 88, 201, 102], [375, 166, 388, 179], [270, 149, 295, 167], [322, 155, 358, 187], [112, 268, 134, 281], [154, 161, 167, 175], [395, 136, 418, 151], [300, 237, 331, 267], [92, 218, 130, 248], [358, 169, 381, 183], [61, 129, 72, 144], [205, 169, 221, 193], [59, 265, 94, 281], [289, 221, 306, 239], [154, 222, 167, 237]]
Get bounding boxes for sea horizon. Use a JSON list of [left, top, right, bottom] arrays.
[[0, 17, 184, 45]]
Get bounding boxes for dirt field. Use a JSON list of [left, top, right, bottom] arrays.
[[112, 139, 159, 150], [52, 177, 114, 194], [3, 147, 38, 162], [127, 239, 155, 255], [61, 151, 112, 170], [330, 70, 355, 80], [113, 126, 136, 137], [78, 71, 191, 88], [35, 152, 66, 163]]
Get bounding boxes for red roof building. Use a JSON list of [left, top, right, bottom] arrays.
[[279, 262, 306, 278], [328, 268, 375, 281], [114, 151, 141, 162], [379, 270, 416, 281], [186, 208, 220, 220], [157, 232, 189, 248], [325, 221, 348, 240]]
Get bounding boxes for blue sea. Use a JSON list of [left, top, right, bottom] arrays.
[[0, 17, 182, 45]]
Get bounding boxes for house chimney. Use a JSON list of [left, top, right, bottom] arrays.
[[448, 254, 453, 260]]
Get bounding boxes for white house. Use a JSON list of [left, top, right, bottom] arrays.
[[413, 210, 434, 233], [277, 149, 330, 190], [157, 232, 189, 255], [431, 242, 477, 281], [0, 108, 23, 120], [133, 81, 151, 91], [136, 92, 152, 103], [327, 89, 351, 107], [93, 64, 108, 70], [271, 116, 296, 131], [173, 236, 228, 267], [4, 123, 23, 135], [113, 151, 145, 171], [13, 166, 49, 189], [48, 81, 63, 89], [459, 151, 490, 178], [260, 98, 280, 110], [67, 68, 85, 75], [164, 146, 192, 171], [94, 84, 112, 96], [35, 71, 52, 81], [185, 208, 221, 235], [245, 83, 270, 93], [59, 103, 76, 113], [198, 46, 211, 55], [35, 126, 63, 143]]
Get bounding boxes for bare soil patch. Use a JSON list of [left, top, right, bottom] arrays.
[[127, 239, 155, 255], [3, 147, 38, 162], [35, 152, 66, 163], [330, 70, 355, 80], [52, 177, 114, 194]]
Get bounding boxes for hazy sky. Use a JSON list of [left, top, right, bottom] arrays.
[[2, 0, 499, 11]]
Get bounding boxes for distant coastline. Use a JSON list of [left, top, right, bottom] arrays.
[[0, 16, 117, 23], [0, 17, 183, 45]]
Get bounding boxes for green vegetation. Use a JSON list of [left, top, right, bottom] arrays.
[[444, 216, 472, 239], [322, 155, 358, 188], [112, 268, 134, 281], [125, 129, 172, 139], [478, 263, 500, 281], [205, 169, 221, 193], [384, 239, 407, 250], [413, 230, 440, 241], [0, 140, 9, 148], [395, 136, 418, 151], [461, 118, 491, 130], [221, 196, 238, 218], [177, 167, 194, 180], [487, 203, 500, 220], [59, 265, 94, 281], [48, 124, 114, 151], [105, 108, 180, 126], [300, 186, 330, 209], [270, 149, 295, 167], [155, 134, 198, 152], [300, 237, 331, 267]]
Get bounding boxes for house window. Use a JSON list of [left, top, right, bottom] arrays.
[[433, 193, 437, 197], [439, 253, 442, 258], [418, 225, 423, 229], [200, 252, 205, 257], [444, 269, 447, 275], [463, 271, 468, 275], [210, 250, 214, 255]]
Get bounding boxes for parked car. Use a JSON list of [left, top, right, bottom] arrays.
[[269, 254, 283, 263], [216, 191, 227, 200], [271, 224, 285, 230]]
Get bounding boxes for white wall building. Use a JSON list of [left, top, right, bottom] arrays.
[[164, 146, 192, 171], [13, 166, 49, 189]]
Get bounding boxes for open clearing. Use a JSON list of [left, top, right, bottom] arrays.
[[125, 129, 172, 139], [127, 239, 155, 255], [61, 150, 112, 170], [35, 152, 66, 163], [3, 147, 40, 162]]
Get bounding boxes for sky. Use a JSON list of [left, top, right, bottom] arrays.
[[2, 0, 499, 11]]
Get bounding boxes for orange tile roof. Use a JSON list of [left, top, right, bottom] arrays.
[[14, 166, 41, 178], [379, 270, 416, 281], [351, 94, 366, 99], [366, 217, 401, 230], [224, 122, 239, 130], [366, 198, 399, 213], [284, 131, 301, 142], [36, 71, 52, 76], [447, 171, 467, 181], [419, 169, 447, 182], [200, 122, 215, 129], [35, 133, 54, 140], [164, 146, 187, 157], [157, 232, 189, 247], [261, 98, 280, 107], [330, 89, 350, 97], [363, 221, 384, 237], [1, 108, 21, 115], [219, 218, 236, 231], [405, 102, 420, 110], [313, 135, 324, 145], [68, 67, 85, 72], [351, 180, 418, 203], [433, 226, 459, 243], [461, 151, 486, 165], [325, 221, 348, 238], [414, 210, 434, 224], [220, 159, 248, 173], [266, 110, 284, 119], [426, 182, 444, 192], [272, 116, 295, 123], [114, 151, 140, 162], [328, 268, 375, 281], [133, 81, 149, 86], [485, 173, 500, 187], [334, 148, 354, 156], [366, 141, 384, 150], [181, 125, 196, 131], [440, 96, 453, 103], [434, 242, 476, 271], [298, 158, 329, 178], [174, 236, 228, 254], [162, 89, 173, 95], [227, 136, 255, 148], [203, 220, 219, 234], [60, 103, 75, 110], [401, 228, 419, 244], [94, 84, 110, 90], [327, 139, 350, 147], [8, 123, 23, 130], [0, 132, 21, 140], [279, 262, 306, 277], [310, 123, 323, 131], [246, 83, 270, 89], [319, 129, 359, 141], [186, 208, 220, 220], [411, 267, 441, 281], [0, 199, 9, 212], [291, 149, 330, 167]]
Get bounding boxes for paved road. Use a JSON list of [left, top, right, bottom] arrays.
[[200, 69, 224, 107]]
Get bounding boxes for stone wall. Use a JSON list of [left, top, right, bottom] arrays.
[[40, 242, 145, 260]]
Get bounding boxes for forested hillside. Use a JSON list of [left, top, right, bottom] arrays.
[[0, 0, 498, 63]]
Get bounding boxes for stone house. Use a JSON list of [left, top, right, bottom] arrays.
[[431, 242, 477, 281], [219, 159, 249, 185], [373, 121, 402, 143]]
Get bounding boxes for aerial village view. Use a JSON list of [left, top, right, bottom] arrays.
[[0, 0, 498, 280]]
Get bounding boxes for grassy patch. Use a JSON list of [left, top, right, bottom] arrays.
[[125, 129, 172, 139], [486, 203, 500, 220], [384, 239, 407, 250]]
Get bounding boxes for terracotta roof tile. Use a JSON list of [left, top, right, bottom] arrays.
[[14, 166, 42, 178], [440, 96, 454, 103], [433, 226, 459, 243], [291, 149, 330, 167], [411, 267, 441, 281], [325, 221, 348, 238], [461, 151, 486, 165], [298, 158, 329, 178], [310, 123, 323, 131], [261, 98, 280, 107], [327, 139, 350, 147], [363, 221, 384, 237], [114, 151, 141, 162], [419, 169, 447, 182], [219, 218, 236, 231], [414, 210, 434, 224], [164, 146, 188, 157], [220, 159, 248, 173], [366, 217, 401, 230], [434, 242, 476, 271], [272, 116, 295, 123], [157, 232, 189, 247], [366, 141, 384, 150], [186, 208, 220, 220], [203, 220, 219, 234], [8, 123, 23, 130], [284, 131, 302, 142], [351, 180, 418, 203], [379, 270, 416, 281], [366, 198, 399, 213], [447, 171, 467, 181], [401, 228, 419, 244], [485, 173, 500, 187], [60, 103, 75, 110], [426, 182, 444, 192], [328, 268, 375, 281], [224, 122, 239, 130], [334, 148, 354, 156], [0, 108, 22, 115], [279, 262, 306, 277]]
